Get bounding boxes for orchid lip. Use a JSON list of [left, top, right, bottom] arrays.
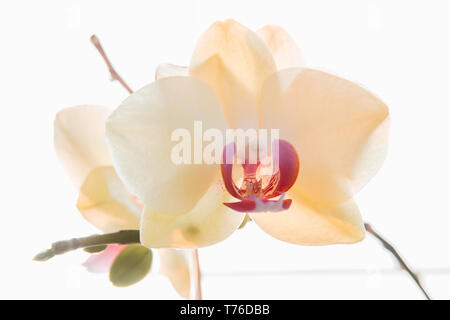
[[223, 193, 293, 213], [221, 139, 300, 213]]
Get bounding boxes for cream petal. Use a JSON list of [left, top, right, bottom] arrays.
[[77, 166, 141, 233], [54, 105, 112, 189], [260, 68, 389, 204], [190, 19, 276, 129], [106, 76, 227, 216], [155, 63, 189, 80], [250, 188, 365, 245], [257, 25, 304, 70], [140, 179, 245, 249], [158, 249, 191, 299]]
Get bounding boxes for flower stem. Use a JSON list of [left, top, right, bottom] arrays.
[[365, 223, 431, 300], [33, 230, 140, 261], [90, 34, 133, 94], [192, 249, 203, 300]]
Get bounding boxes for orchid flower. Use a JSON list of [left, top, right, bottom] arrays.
[[105, 19, 389, 249], [54, 105, 191, 298]]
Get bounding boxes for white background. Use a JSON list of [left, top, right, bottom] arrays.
[[1, 0, 449, 299]]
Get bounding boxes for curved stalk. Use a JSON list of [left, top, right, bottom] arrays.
[[33, 230, 140, 261], [365, 223, 431, 300], [192, 249, 203, 300], [90, 34, 133, 94]]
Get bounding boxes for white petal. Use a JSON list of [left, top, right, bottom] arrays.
[[257, 25, 304, 69], [190, 19, 276, 129], [106, 76, 228, 215], [159, 249, 191, 299], [260, 68, 389, 205], [141, 179, 245, 248], [155, 63, 189, 80], [54, 105, 112, 189], [77, 166, 141, 233], [250, 188, 365, 245]]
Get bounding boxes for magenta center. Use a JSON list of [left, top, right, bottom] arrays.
[[220, 139, 300, 213]]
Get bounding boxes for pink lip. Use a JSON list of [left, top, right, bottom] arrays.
[[221, 139, 299, 213]]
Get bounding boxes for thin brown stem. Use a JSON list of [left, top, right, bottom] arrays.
[[90, 35, 133, 94], [33, 230, 140, 262], [365, 223, 431, 300], [192, 249, 202, 300]]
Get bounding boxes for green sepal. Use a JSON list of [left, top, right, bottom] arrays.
[[84, 244, 108, 253], [109, 244, 152, 287]]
